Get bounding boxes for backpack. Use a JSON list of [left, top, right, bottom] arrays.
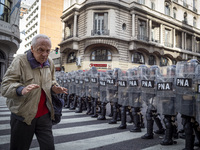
[[51, 92, 64, 125]]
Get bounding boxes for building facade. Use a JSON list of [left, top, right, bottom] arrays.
[[0, 0, 21, 79], [18, 0, 63, 70], [60, 0, 200, 72]]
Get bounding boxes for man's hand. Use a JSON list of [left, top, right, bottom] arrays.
[[52, 85, 68, 94], [22, 84, 40, 95]]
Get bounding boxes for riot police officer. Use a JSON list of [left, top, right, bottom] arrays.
[[176, 59, 200, 150], [157, 65, 178, 145], [129, 66, 144, 132], [141, 65, 165, 139], [107, 68, 121, 124], [97, 71, 108, 120]]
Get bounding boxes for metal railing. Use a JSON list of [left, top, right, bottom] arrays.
[[137, 34, 149, 42], [91, 29, 110, 36]]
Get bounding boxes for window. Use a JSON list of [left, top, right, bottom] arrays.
[[132, 52, 145, 64], [151, 2, 155, 10], [183, 12, 187, 24], [64, 24, 72, 39], [193, 17, 196, 27], [138, 19, 147, 41], [148, 55, 156, 65], [173, 7, 177, 19], [160, 57, 168, 66], [90, 49, 112, 61], [138, 0, 145, 4], [67, 52, 76, 63], [164, 29, 173, 47], [0, 0, 11, 22], [165, 2, 170, 16], [92, 13, 108, 35]]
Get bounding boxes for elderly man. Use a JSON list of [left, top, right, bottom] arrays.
[[1, 34, 67, 150]]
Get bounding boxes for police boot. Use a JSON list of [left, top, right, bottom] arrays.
[[86, 97, 92, 115], [117, 107, 121, 121], [118, 106, 127, 129], [130, 108, 141, 132], [141, 120, 154, 139], [65, 94, 71, 108], [130, 113, 142, 132], [70, 95, 77, 110], [194, 122, 200, 147], [183, 120, 194, 150], [109, 103, 117, 124], [153, 114, 165, 134], [97, 103, 106, 120], [141, 112, 154, 139], [183, 135, 195, 150], [173, 123, 179, 139], [109, 104, 113, 117], [128, 108, 133, 123], [91, 98, 98, 118], [160, 117, 173, 145], [75, 97, 82, 113], [140, 113, 145, 128]]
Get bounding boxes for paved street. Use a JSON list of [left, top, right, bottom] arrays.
[[0, 96, 200, 150]]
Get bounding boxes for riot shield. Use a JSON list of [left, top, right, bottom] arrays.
[[176, 60, 198, 117], [118, 69, 129, 106], [157, 65, 177, 115], [106, 68, 119, 103], [99, 72, 107, 103], [84, 70, 91, 97], [90, 67, 99, 99], [127, 67, 142, 108]]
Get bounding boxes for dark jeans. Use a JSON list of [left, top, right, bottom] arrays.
[[10, 113, 55, 150]]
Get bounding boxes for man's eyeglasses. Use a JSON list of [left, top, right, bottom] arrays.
[[36, 48, 50, 54]]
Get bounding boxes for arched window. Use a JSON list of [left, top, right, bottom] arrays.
[[90, 49, 112, 61], [67, 52, 76, 63], [193, 17, 196, 27], [151, 1, 155, 10], [165, 2, 171, 16], [148, 55, 156, 65], [183, 12, 187, 24], [132, 52, 145, 64], [0, 50, 5, 59], [173, 7, 177, 19], [160, 57, 168, 66]]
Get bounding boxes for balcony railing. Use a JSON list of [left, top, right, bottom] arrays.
[[182, 20, 188, 24], [164, 42, 173, 48], [91, 29, 110, 36], [137, 34, 149, 42], [151, 38, 160, 43], [186, 47, 192, 51]]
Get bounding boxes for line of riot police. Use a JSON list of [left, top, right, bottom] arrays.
[[55, 59, 200, 150]]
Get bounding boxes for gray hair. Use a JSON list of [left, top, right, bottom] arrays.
[[31, 34, 51, 48]]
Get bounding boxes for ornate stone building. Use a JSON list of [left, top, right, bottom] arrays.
[[0, 0, 21, 79], [60, 0, 200, 72]]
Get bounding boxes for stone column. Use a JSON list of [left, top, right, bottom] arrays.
[[73, 12, 78, 37], [132, 13, 135, 38]]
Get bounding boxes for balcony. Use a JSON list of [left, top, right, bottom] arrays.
[[151, 38, 160, 43], [91, 29, 109, 36], [137, 35, 149, 42], [182, 20, 188, 24]]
